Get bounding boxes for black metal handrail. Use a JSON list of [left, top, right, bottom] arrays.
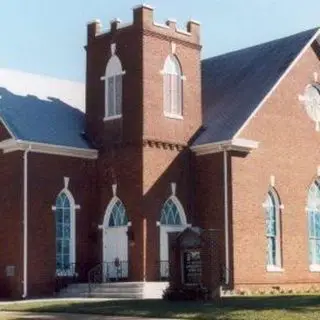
[[88, 260, 128, 293], [55, 262, 79, 293]]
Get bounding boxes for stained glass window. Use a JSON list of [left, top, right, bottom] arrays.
[[56, 192, 73, 273], [160, 198, 182, 225], [265, 190, 281, 267], [108, 199, 128, 227], [308, 182, 320, 265], [163, 55, 182, 117]]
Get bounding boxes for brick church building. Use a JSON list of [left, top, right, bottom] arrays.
[[1, 4, 320, 299]]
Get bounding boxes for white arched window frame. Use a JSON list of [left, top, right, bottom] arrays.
[[53, 188, 77, 276], [102, 53, 126, 121], [157, 192, 189, 280], [307, 180, 320, 272], [103, 196, 129, 228], [162, 55, 185, 119], [160, 195, 187, 226], [263, 188, 283, 272]]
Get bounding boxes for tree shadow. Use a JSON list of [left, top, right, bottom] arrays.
[[3, 296, 320, 319]]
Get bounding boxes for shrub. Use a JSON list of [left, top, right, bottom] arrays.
[[163, 285, 211, 301]]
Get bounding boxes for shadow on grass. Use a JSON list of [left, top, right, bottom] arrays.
[[1, 296, 320, 319]]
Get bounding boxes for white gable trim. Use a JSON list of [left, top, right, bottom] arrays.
[[0, 116, 15, 139], [191, 138, 259, 156], [0, 139, 98, 159], [234, 29, 320, 139]]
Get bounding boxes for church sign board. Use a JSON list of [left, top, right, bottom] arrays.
[[183, 249, 201, 284]]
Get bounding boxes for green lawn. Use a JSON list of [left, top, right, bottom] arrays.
[[1, 296, 320, 319]]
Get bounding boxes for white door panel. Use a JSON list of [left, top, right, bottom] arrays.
[[103, 226, 128, 280]]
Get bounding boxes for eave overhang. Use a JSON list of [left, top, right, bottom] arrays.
[[191, 138, 259, 156], [0, 138, 98, 159]]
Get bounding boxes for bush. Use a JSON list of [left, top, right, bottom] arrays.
[[163, 285, 211, 301]]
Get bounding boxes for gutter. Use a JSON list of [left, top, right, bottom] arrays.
[[223, 150, 230, 285], [191, 138, 259, 156], [22, 145, 31, 298], [0, 139, 98, 159]]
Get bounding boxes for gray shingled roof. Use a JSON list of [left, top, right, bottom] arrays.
[[0, 87, 92, 149], [193, 28, 319, 146]]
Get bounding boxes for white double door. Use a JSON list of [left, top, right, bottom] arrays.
[[103, 226, 128, 280], [159, 225, 187, 278]]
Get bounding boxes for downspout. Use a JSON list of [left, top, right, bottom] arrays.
[[22, 146, 31, 298], [223, 150, 230, 285]]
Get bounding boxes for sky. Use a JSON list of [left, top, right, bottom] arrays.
[[0, 0, 319, 82]]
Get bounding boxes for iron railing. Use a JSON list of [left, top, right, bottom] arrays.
[[88, 260, 128, 293], [55, 262, 80, 293]]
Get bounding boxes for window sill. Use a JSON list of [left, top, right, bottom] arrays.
[[56, 271, 79, 277], [309, 264, 320, 272], [164, 113, 183, 120], [266, 265, 284, 273], [103, 114, 122, 121]]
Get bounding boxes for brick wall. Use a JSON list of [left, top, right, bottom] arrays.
[[142, 18, 202, 145], [230, 45, 320, 291], [194, 152, 226, 285], [143, 146, 194, 280], [97, 145, 143, 281], [27, 152, 96, 296], [0, 150, 23, 298]]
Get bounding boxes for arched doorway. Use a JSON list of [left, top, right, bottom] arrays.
[[103, 196, 129, 280], [159, 196, 188, 279]]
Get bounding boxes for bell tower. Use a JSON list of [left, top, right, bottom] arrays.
[[85, 4, 202, 148], [84, 5, 202, 282]]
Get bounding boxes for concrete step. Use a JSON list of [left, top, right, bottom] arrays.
[[58, 282, 145, 299], [91, 287, 143, 293], [88, 292, 143, 299]]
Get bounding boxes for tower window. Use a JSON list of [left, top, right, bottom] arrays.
[[104, 51, 125, 121], [163, 55, 183, 119]]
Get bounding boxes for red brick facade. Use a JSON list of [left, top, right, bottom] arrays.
[[230, 45, 320, 292], [0, 5, 320, 299]]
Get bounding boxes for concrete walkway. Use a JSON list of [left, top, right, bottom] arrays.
[[0, 312, 174, 320]]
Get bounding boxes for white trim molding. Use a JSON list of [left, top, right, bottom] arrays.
[[164, 112, 184, 120], [22, 146, 31, 298], [0, 116, 16, 139], [0, 139, 98, 159], [191, 138, 259, 156], [264, 187, 283, 271], [54, 184, 79, 277], [267, 265, 285, 273], [309, 264, 320, 272], [270, 175, 275, 187], [103, 114, 122, 122], [223, 150, 230, 285]]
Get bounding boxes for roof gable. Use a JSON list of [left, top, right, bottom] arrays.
[[194, 28, 320, 146]]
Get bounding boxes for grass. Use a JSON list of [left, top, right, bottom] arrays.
[[1, 295, 320, 319]]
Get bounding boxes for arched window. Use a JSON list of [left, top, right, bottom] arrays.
[[160, 197, 186, 226], [163, 55, 183, 118], [264, 189, 282, 270], [55, 191, 75, 274], [104, 197, 128, 228], [105, 54, 125, 120], [108, 199, 128, 227], [307, 181, 320, 269]]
